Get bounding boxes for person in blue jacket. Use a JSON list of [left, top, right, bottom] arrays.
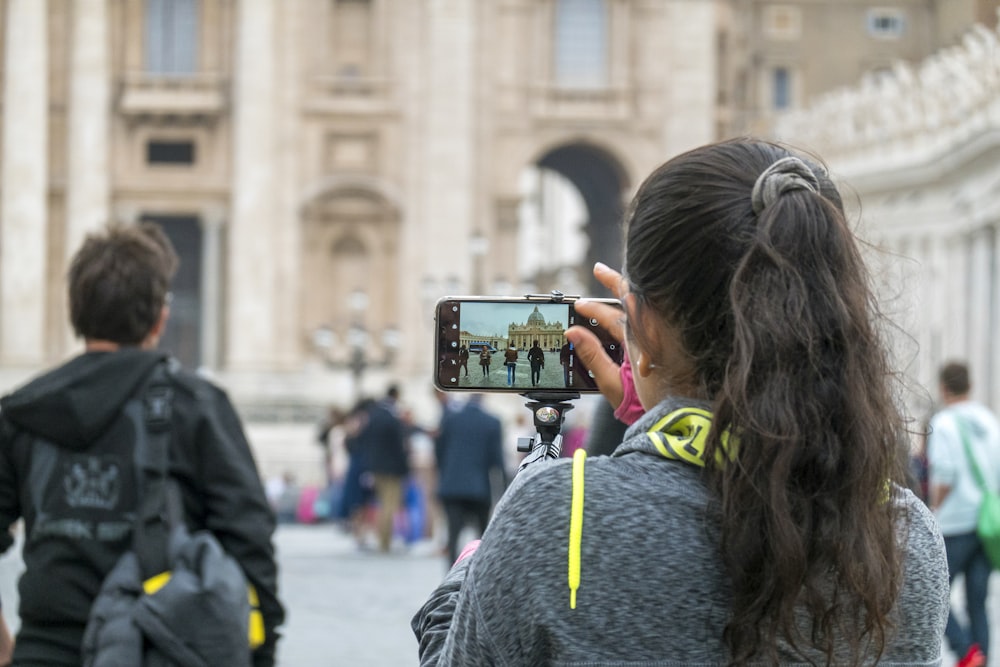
[[434, 394, 508, 565]]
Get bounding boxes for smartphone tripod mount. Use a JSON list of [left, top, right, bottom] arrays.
[[516, 391, 580, 470], [512, 290, 583, 469]]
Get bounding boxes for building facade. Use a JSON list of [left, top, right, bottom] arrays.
[[0, 0, 996, 479], [720, 0, 999, 136], [768, 18, 1000, 421], [506, 306, 565, 350], [0, 0, 723, 423]]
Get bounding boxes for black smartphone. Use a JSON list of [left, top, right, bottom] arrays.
[[434, 295, 623, 393]]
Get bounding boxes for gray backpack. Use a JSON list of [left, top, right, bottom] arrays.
[[80, 362, 254, 667]]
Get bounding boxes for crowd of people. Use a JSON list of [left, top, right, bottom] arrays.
[[305, 387, 511, 561]]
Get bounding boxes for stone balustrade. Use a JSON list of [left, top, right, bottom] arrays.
[[770, 21, 1000, 178]]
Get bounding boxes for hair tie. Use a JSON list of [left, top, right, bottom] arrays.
[[750, 156, 820, 214]]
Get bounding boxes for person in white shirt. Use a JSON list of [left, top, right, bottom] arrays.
[[928, 361, 1000, 667]]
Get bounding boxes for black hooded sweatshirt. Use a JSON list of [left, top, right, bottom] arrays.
[[0, 349, 284, 666]]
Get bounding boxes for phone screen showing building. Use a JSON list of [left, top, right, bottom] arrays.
[[435, 299, 621, 393]]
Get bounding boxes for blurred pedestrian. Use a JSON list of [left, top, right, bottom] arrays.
[[527, 340, 545, 387], [266, 470, 301, 524], [928, 361, 1000, 667], [503, 342, 518, 387], [336, 397, 376, 547], [365, 385, 410, 552], [317, 405, 347, 486], [434, 395, 508, 564], [478, 347, 492, 377]]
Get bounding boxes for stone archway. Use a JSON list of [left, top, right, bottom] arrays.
[[524, 141, 630, 296]]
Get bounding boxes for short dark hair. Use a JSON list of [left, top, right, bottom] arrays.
[[68, 223, 178, 344], [940, 361, 970, 396]]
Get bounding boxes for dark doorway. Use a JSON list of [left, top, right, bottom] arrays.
[[537, 144, 627, 296], [141, 215, 203, 369]]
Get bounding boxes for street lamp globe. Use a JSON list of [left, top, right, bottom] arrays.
[[347, 323, 369, 350], [349, 289, 369, 316]]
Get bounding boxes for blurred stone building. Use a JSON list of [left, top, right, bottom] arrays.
[[0, 0, 995, 476], [767, 13, 1000, 421], [719, 0, 999, 136]]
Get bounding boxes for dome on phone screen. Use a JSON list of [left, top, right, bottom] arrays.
[[527, 306, 546, 325]]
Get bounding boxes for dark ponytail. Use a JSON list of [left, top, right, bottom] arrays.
[[624, 138, 907, 664]]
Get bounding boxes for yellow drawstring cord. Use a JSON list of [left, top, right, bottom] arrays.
[[569, 448, 586, 609], [142, 571, 265, 648]]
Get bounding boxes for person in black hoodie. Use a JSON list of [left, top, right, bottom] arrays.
[[0, 223, 284, 667]]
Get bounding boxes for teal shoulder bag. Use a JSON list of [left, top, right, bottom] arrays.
[[957, 417, 1000, 570]]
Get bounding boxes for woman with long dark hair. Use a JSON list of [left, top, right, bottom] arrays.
[[413, 138, 948, 665]]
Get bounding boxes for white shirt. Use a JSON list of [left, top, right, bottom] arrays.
[[927, 399, 1000, 535]]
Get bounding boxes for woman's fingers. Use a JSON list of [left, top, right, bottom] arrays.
[[573, 299, 625, 345], [565, 324, 624, 409], [593, 262, 626, 298], [560, 263, 628, 407]]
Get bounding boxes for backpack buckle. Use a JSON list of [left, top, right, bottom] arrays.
[[144, 386, 173, 431]]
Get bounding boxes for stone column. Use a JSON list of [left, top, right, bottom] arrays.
[[273, 0, 304, 370], [402, 0, 478, 376], [65, 0, 111, 260], [661, 0, 715, 154], [200, 209, 225, 372], [929, 231, 948, 386], [1, 0, 48, 366], [939, 235, 964, 363], [228, 0, 277, 371], [993, 223, 1000, 407], [493, 197, 521, 292], [969, 227, 992, 401]]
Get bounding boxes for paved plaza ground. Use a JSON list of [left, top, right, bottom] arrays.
[[0, 522, 989, 666]]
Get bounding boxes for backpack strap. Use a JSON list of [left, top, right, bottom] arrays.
[[957, 416, 991, 494], [131, 361, 177, 579]]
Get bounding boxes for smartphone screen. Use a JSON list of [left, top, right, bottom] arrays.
[[434, 297, 623, 393]]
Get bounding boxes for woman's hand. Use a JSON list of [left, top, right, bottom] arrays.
[[565, 263, 628, 409]]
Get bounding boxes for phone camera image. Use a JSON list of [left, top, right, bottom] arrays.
[[434, 297, 622, 394]]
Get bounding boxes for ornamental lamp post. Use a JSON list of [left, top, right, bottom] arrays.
[[313, 291, 398, 402]]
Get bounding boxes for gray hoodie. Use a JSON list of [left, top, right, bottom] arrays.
[[413, 397, 950, 666]]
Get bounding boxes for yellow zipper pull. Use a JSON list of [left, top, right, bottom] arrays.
[[569, 448, 587, 609]]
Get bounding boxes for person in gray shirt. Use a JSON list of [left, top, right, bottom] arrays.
[[413, 138, 949, 665]]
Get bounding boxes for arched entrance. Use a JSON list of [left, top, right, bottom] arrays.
[[300, 186, 400, 369], [520, 142, 629, 296]]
